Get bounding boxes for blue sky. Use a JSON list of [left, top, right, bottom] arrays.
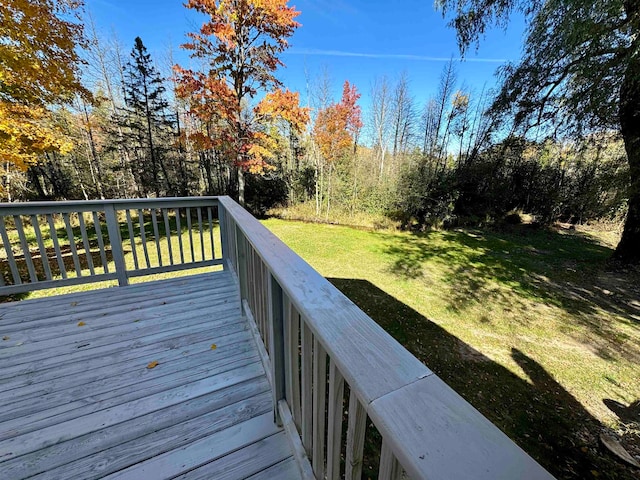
[[86, 0, 527, 111]]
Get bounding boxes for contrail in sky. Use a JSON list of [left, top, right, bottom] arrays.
[[285, 48, 509, 63]]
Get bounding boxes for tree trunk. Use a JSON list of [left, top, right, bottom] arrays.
[[238, 166, 245, 206], [615, 39, 640, 264]]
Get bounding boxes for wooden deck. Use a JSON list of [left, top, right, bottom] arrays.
[[0, 272, 302, 479]]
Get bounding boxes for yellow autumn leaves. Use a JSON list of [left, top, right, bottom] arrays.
[[1, 0, 88, 172]]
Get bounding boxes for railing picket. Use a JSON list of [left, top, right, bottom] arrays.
[[207, 206, 214, 260], [175, 208, 185, 264], [0, 217, 21, 284], [345, 393, 367, 480], [92, 211, 109, 274], [268, 273, 286, 424], [285, 299, 302, 429], [137, 209, 151, 268], [186, 207, 195, 262], [77, 213, 95, 276], [13, 216, 37, 283], [46, 214, 67, 279], [151, 209, 163, 267], [301, 320, 313, 456], [125, 210, 139, 270], [197, 207, 205, 261], [62, 213, 82, 277], [327, 359, 345, 480], [379, 441, 402, 480], [31, 215, 52, 281], [312, 338, 327, 479], [162, 208, 174, 265]]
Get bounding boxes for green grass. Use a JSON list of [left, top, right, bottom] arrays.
[[262, 218, 640, 480]]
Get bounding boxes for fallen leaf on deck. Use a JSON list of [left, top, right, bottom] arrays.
[[147, 361, 159, 369], [77, 321, 86, 327], [2, 336, 9, 341], [211, 344, 217, 350], [70, 302, 78, 307]]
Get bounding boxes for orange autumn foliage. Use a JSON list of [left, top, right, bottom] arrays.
[[255, 89, 310, 134], [177, 0, 306, 175], [313, 81, 363, 165]]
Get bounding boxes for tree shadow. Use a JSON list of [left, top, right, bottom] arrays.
[[327, 277, 639, 480], [377, 225, 640, 362]]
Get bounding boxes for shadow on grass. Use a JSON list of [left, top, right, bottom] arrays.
[[377, 225, 640, 362], [327, 277, 639, 480]]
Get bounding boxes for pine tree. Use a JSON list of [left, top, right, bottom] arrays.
[[120, 37, 174, 197]]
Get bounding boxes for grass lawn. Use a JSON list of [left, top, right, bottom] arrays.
[[263, 218, 640, 480]]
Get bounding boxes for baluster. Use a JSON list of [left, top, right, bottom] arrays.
[[327, 359, 345, 479], [13, 216, 37, 283], [137, 209, 151, 268], [379, 441, 402, 480], [312, 339, 327, 479], [31, 215, 52, 281], [151, 208, 162, 267], [125, 210, 139, 270], [345, 393, 367, 480], [286, 300, 302, 429], [77, 213, 95, 276], [207, 206, 215, 260], [92, 211, 109, 274], [186, 207, 195, 262], [268, 273, 285, 424], [301, 320, 313, 455], [62, 213, 82, 277], [162, 208, 174, 265], [0, 217, 21, 284], [46, 214, 67, 279], [175, 208, 185, 264], [197, 207, 205, 261]]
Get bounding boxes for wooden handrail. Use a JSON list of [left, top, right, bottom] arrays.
[[0, 197, 223, 295], [218, 196, 554, 480]]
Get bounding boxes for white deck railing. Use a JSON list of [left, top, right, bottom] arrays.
[[218, 196, 554, 480], [0, 197, 223, 295], [0, 196, 554, 479]]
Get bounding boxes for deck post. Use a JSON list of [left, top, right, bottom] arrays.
[[104, 204, 129, 287], [218, 202, 230, 270], [268, 273, 286, 425]]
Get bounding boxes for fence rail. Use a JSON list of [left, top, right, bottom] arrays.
[[218, 196, 554, 480], [0, 197, 222, 295]]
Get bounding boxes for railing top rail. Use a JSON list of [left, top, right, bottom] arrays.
[[0, 197, 220, 216], [218, 196, 553, 480]]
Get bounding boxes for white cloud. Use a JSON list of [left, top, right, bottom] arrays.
[[285, 48, 509, 63]]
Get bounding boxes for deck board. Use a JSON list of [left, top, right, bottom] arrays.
[[0, 272, 301, 479]]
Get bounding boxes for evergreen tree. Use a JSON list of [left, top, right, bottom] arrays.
[[120, 37, 174, 197]]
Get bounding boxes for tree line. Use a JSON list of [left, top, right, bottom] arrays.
[[1, 0, 636, 264]]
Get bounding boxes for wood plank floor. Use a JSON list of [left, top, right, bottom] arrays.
[[0, 272, 301, 480]]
